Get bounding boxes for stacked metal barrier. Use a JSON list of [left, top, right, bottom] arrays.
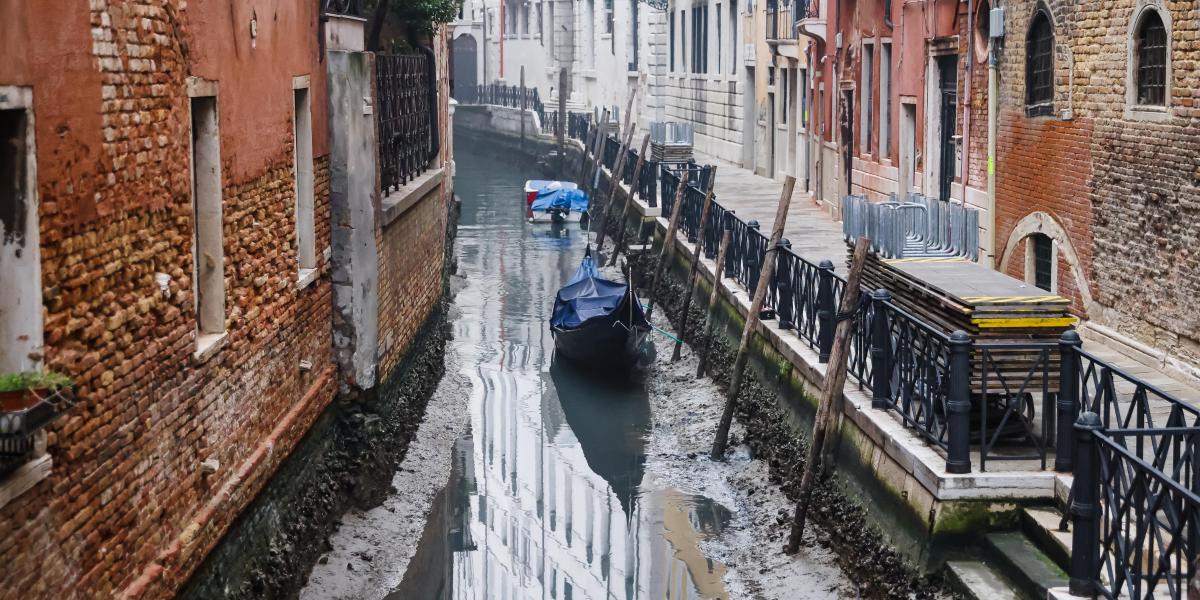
[[842, 193, 980, 261]]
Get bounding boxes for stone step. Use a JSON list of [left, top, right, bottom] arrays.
[[984, 531, 1069, 600], [946, 560, 1023, 600], [1021, 506, 1073, 572]]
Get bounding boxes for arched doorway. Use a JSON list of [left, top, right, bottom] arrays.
[[452, 34, 478, 100]]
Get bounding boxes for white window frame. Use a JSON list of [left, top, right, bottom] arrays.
[[0, 86, 42, 376], [293, 76, 318, 289], [860, 39, 874, 155], [187, 77, 227, 362], [880, 40, 892, 160], [1125, 2, 1173, 121]]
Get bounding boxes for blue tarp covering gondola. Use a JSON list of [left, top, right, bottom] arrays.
[[551, 255, 628, 329], [550, 252, 651, 371], [530, 182, 588, 214]]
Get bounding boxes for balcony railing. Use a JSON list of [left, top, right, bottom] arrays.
[[377, 52, 436, 192], [458, 84, 548, 132]]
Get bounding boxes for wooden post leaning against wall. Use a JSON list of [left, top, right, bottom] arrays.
[[608, 133, 652, 266], [695, 225, 733, 378], [785, 237, 870, 554], [710, 176, 796, 460], [643, 169, 690, 322], [671, 166, 718, 362], [594, 85, 640, 251]]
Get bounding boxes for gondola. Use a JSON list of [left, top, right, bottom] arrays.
[[550, 250, 652, 372], [525, 180, 588, 224]]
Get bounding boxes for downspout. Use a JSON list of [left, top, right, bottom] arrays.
[[500, 1, 505, 79], [962, 0, 974, 202], [986, 12, 998, 268]]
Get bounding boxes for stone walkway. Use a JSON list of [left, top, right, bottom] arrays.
[[689, 150, 1200, 424]]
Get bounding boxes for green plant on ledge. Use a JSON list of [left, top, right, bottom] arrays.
[[0, 372, 73, 413], [0, 372, 72, 393]]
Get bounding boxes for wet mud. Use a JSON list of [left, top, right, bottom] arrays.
[[624, 246, 953, 600]]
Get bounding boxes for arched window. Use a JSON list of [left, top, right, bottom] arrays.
[[1135, 10, 1167, 106], [1025, 10, 1055, 115]]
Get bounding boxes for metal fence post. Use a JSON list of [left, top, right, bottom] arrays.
[[745, 220, 761, 292], [817, 260, 836, 363], [1056, 330, 1082, 472], [1069, 411, 1103, 597], [871, 289, 892, 409], [776, 240, 795, 329], [946, 330, 972, 474]]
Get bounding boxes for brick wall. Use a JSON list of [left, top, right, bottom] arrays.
[[0, 1, 340, 598], [996, 0, 1200, 366], [994, 0, 1095, 316], [377, 185, 449, 379]]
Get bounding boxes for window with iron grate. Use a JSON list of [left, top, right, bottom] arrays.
[[1025, 10, 1054, 116], [1136, 10, 1167, 106]]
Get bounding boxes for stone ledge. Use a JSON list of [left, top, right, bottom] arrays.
[[381, 168, 444, 227]]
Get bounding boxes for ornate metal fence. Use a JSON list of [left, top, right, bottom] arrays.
[[377, 52, 434, 192], [459, 83, 547, 130]]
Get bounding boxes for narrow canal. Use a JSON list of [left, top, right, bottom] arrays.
[[301, 138, 851, 599]]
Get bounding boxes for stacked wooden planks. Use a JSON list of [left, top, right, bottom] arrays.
[[855, 253, 1077, 393], [649, 141, 693, 164]]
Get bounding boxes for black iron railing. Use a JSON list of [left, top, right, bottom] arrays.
[[1070, 418, 1200, 600], [377, 52, 435, 192], [320, 0, 363, 17], [568, 107, 1200, 599], [458, 83, 547, 131]]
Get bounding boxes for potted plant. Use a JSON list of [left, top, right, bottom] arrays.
[[0, 372, 73, 412]]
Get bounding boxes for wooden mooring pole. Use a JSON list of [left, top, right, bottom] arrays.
[[594, 86, 639, 251], [670, 166, 718, 362], [519, 66, 526, 149], [695, 225, 732, 378], [556, 68, 567, 175], [785, 237, 870, 554], [582, 108, 609, 194], [608, 133, 652, 267], [710, 176, 796, 460], [643, 167, 690, 321]]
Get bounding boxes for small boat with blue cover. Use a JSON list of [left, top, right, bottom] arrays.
[[550, 250, 651, 371], [525, 180, 589, 223]]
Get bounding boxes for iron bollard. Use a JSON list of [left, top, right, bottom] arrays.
[[776, 240, 795, 329], [871, 289, 892, 409], [1069, 411, 1103, 597], [816, 260, 836, 363], [946, 330, 973, 474], [1056, 330, 1082, 472]]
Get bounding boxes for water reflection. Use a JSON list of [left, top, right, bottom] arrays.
[[391, 141, 731, 600]]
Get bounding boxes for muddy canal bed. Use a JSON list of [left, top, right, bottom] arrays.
[[300, 143, 853, 599]]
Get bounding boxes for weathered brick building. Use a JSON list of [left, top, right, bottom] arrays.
[[992, 0, 1200, 376], [0, 2, 452, 598]]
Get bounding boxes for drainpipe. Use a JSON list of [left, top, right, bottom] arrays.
[[962, 0, 974, 201], [986, 24, 998, 268]]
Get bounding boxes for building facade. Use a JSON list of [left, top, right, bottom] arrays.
[[0, 2, 452, 598]]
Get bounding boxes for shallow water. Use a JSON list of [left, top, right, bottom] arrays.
[[389, 144, 734, 599]]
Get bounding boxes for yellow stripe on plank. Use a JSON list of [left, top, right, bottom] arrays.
[[971, 317, 1079, 328]]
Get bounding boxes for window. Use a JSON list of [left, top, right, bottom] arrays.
[[0, 91, 42, 375], [690, 6, 708, 73], [730, 0, 737, 72], [190, 93, 226, 351], [781, 69, 788, 124], [880, 42, 892, 159], [293, 83, 316, 283], [1135, 10, 1167, 106], [681, 10, 687, 72], [716, 3, 722, 73], [1025, 10, 1055, 115], [670, 13, 676, 71], [1027, 233, 1055, 292], [537, 3, 544, 41], [860, 42, 873, 153], [605, 0, 613, 34]]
